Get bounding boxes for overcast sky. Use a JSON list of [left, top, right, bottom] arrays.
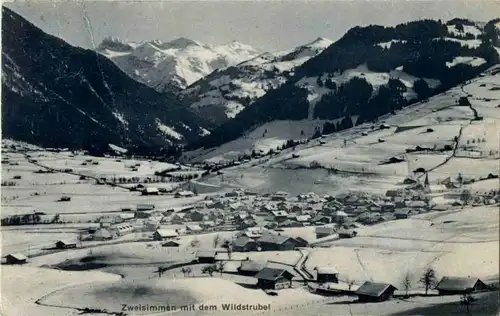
[[5, 0, 500, 52]]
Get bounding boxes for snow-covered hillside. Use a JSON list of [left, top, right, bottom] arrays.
[[180, 37, 333, 123], [97, 37, 260, 93], [184, 65, 500, 196]]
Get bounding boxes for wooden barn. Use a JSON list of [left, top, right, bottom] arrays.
[[196, 250, 218, 263], [55, 240, 77, 249], [232, 236, 259, 252], [255, 268, 294, 290], [152, 229, 179, 241], [436, 276, 489, 295], [3, 253, 28, 265], [238, 260, 267, 276], [315, 266, 339, 283], [355, 281, 397, 302], [257, 234, 300, 251]]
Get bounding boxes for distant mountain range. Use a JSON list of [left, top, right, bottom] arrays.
[[192, 18, 500, 150], [1, 7, 211, 154], [97, 37, 260, 93], [2, 6, 499, 156], [180, 37, 333, 124]]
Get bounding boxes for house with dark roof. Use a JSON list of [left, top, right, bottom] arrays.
[[238, 260, 267, 276], [315, 225, 335, 239], [257, 234, 300, 251], [232, 236, 258, 252], [196, 250, 219, 263], [312, 215, 331, 225], [161, 240, 180, 247], [55, 240, 77, 249], [314, 266, 339, 283], [355, 281, 397, 302], [254, 267, 294, 290], [436, 276, 489, 295], [394, 208, 414, 219], [3, 253, 28, 264], [153, 229, 179, 241]]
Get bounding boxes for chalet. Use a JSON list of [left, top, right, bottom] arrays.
[[278, 220, 303, 228], [337, 228, 357, 238], [152, 229, 179, 241], [257, 234, 300, 251], [4, 253, 28, 265], [232, 236, 259, 252], [271, 210, 289, 222], [295, 215, 311, 223], [394, 208, 413, 219], [294, 236, 309, 247], [141, 187, 159, 196], [196, 250, 218, 263], [175, 190, 195, 198], [255, 268, 294, 290], [333, 210, 348, 223], [189, 210, 206, 222], [315, 266, 339, 283], [355, 281, 397, 302], [137, 204, 155, 211], [436, 277, 489, 295], [238, 260, 267, 276], [171, 213, 186, 224], [186, 224, 203, 234], [110, 223, 134, 236], [312, 215, 331, 225], [93, 228, 113, 241], [161, 240, 180, 247], [315, 226, 336, 239], [244, 227, 263, 239], [55, 240, 77, 249]]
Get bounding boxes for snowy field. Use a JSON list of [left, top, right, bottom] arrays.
[[186, 65, 500, 195]]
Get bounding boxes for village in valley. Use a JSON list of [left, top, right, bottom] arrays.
[[1, 4, 500, 315]]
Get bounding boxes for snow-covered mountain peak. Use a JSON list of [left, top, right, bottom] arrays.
[[98, 37, 260, 92], [97, 36, 136, 52]]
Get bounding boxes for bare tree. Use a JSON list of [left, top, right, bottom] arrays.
[[419, 266, 437, 295], [460, 292, 475, 314], [190, 238, 200, 248], [216, 261, 225, 275], [185, 267, 192, 277], [460, 190, 472, 205], [202, 265, 217, 277], [213, 234, 220, 248], [401, 271, 412, 297], [181, 267, 187, 277]]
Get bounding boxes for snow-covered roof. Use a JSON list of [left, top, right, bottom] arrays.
[[315, 266, 339, 275], [155, 229, 178, 238]]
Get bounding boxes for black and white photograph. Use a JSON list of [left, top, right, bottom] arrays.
[[1, 0, 499, 315]]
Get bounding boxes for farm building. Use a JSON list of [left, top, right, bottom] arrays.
[[278, 220, 303, 228], [257, 234, 300, 251], [315, 226, 336, 239], [171, 213, 186, 224], [3, 253, 28, 265], [238, 260, 267, 276], [232, 236, 259, 252], [355, 281, 397, 302], [337, 228, 357, 238], [93, 229, 113, 241], [186, 224, 203, 234], [175, 191, 195, 198], [333, 210, 348, 223], [312, 215, 331, 225], [315, 266, 339, 283], [141, 187, 159, 195], [152, 229, 179, 241], [55, 240, 77, 249], [255, 268, 294, 290], [137, 204, 155, 211], [196, 250, 218, 263], [271, 211, 289, 221], [161, 240, 180, 247], [110, 223, 134, 236], [436, 277, 489, 295], [394, 208, 413, 219]]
